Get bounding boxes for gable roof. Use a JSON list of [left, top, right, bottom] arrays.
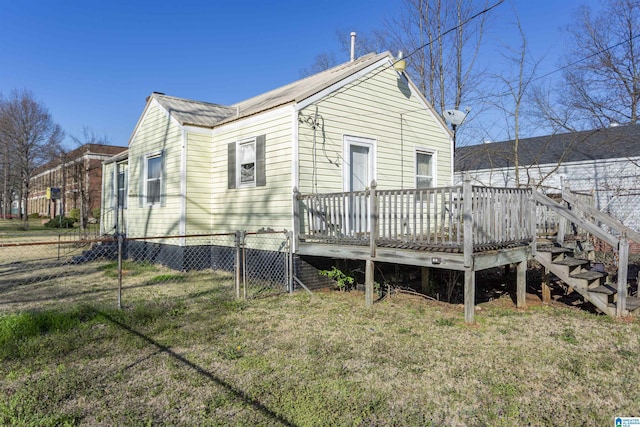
[[150, 52, 394, 129], [455, 124, 640, 172]]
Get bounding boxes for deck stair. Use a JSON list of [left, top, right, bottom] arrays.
[[535, 243, 640, 316], [533, 188, 640, 317]]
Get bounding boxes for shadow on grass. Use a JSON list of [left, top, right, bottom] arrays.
[[95, 309, 296, 427], [0, 279, 232, 307]]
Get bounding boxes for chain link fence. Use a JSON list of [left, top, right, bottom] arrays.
[[0, 230, 292, 310]]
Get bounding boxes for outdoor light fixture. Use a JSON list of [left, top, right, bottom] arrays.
[[431, 257, 442, 265], [393, 51, 407, 73]]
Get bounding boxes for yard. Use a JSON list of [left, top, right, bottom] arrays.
[[1, 249, 639, 426]]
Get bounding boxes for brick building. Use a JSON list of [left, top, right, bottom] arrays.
[[29, 143, 127, 220]]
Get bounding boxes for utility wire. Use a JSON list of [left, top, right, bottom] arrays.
[[463, 33, 640, 105], [319, 0, 506, 103]]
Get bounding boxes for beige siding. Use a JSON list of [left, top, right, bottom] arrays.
[[297, 66, 451, 194], [185, 131, 214, 234], [126, 103, 184, 238], [211, 110, 292, 233]]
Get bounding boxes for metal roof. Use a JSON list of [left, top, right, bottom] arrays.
[[455, 124, 640, 172], [151, 52, 393, 128]]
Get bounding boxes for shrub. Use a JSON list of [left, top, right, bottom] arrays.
[[28, 212, 40, 219], [319, 266, 355, 291], [68, 208, 80, 221], [91, 208, 101, 220], [44, 216, 75, 228]]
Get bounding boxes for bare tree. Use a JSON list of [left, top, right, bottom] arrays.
[[489, 12, 543, 187], [299, 53, 339, 78], [65, 127, 110, 231], [555, 0, 640, 129], [0, 90, 64, 228], [383, 0, 492, 147]]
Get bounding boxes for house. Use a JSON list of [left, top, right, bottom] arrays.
[[29, 143, 127, 221], [101, 52, 453, 267], [454, 124, 640, 233]]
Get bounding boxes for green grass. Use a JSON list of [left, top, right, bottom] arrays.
[[1, 276, 639, 426]]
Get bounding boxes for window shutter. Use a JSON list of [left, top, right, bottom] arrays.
[[228, 142, 236, 189], [138, 156, 145, 207], [160, 151, 167, 207], [256, 134, 266, 187]]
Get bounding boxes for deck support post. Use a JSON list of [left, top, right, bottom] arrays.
[[516, 260, 526, 308], [462, 174, 475, 323], [617, 235, 629, 316], [365, 181, 377, 308], [421, 267, 430, 294], [542, 267, 551, 304], [365, 259, 374, 307], [464, 269, 475, 323]]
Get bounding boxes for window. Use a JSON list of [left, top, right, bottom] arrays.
[[228, 134, 266, 189], [239, 139, 256, 184], [146, 155, 162, 205], [117, 166, 127, 208], [416, 151, 434, 188]]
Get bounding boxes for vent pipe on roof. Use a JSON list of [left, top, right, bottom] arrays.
[[350, 32, 356, 62]]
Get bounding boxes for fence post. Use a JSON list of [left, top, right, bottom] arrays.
[[234, 231, 243, 299], [287, 230, 294, 293], [117, 233, 123, 309], [617, 235, 629, 316]]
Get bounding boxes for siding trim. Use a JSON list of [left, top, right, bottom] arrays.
[[180, 129, 187, 243], [212, 106, 291, 135]]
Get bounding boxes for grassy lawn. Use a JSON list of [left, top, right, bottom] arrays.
[[1, 265, 639, 427]]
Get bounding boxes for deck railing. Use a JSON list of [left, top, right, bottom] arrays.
[[294, 180, 534, 252]]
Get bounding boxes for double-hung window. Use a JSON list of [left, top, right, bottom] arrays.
[[146, 155, 162, 205], [239, 139, 256, 185], [228, 134, 266, 189], [416, 150, 434, 188], [117, 166, 128, 209]]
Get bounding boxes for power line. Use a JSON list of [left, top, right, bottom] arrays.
[[463, 33, 640, 105], [318, 0, 506, 104]]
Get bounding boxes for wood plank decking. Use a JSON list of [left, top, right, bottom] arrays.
[[294, 179, 639, 322]]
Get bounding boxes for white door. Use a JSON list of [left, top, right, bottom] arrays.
[[344, 136, 375, 233]]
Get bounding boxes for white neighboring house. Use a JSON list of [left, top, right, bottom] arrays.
[[455, 124, 640, 232]]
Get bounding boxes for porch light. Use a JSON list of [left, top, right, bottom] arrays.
[[431, 257, 442, 265], [393, 51, 407, 73]]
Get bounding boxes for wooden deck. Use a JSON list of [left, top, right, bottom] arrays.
[[293, 179, 639, 322], [294, 180, 535, 322]]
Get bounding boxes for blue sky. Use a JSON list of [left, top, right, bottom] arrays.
[[0, 0, 597, 149]]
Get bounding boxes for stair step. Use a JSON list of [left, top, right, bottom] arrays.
[[608, 296, 640, 312], [537, 246, 573, 254], [626, 297, 640, 311], [554, 257, 589, 267], [571, 271, 606, 281], [589, 284, 617, 295]]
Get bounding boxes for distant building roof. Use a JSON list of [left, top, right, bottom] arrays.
[[455, 124, 640, 172], [150, 52, 394, 129], [34, 143, 127, 174]]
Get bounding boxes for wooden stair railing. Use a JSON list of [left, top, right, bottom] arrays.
[[533, 190, 638, 316]]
